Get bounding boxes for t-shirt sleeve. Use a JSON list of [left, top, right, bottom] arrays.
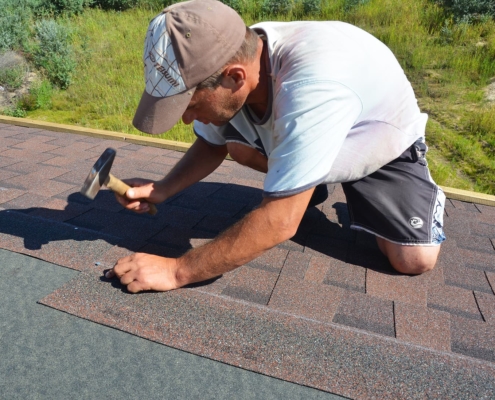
[[193, 121, 227, 146], [264, 80, 362, 197]]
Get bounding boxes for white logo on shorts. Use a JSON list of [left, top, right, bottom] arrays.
[[409, 217, 423, 229]]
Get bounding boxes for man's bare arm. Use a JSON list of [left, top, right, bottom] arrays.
[[159, 137, 228, 198], [107, 187, 315, 293], [115, 138, 228, 212]]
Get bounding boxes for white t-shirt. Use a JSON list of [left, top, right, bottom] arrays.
[[194, 21, 427, 197]]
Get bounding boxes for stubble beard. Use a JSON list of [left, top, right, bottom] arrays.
[[214, 92, 245, 126]]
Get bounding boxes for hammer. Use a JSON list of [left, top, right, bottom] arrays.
[[80, 147, 157, 215]]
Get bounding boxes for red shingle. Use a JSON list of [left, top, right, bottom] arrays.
[[279, 250, 312, 280], [247, 247, 288, 273], [221, 266, 279, 305], [427, 284, 482, 320], [487, 271, 495, 294], [395, 302, 451, 351], [451, 315, 495, 362], [367, 270, 428, 306], [269, 275, 344, 324], [12, 141, 60, 153], [333, 291, 395, 336], [0, 187, 25, 204], [474, 291, 495, 323], [311, 255, 366, 292]]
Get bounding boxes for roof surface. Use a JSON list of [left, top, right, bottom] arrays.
[[0, 122, 494, 399], [1, 249, 342, 399]]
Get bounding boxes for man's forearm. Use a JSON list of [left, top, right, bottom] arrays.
[[175, 188, 314, 286], [159, 138, 228, 199]]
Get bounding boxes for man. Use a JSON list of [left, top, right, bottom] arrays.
[[106, 0, 446, 293]]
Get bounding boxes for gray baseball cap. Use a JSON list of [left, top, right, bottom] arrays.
[[133, 0, 246, 134]]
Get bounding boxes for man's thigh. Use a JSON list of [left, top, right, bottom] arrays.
[[341, 138, 446, 247]]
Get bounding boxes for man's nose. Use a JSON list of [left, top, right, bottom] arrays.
[[182, 110, 195, 125]]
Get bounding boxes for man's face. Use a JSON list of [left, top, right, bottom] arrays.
[[181, 84, 245, 126]]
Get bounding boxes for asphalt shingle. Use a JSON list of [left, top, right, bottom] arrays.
[[1, 123, 495, 398]]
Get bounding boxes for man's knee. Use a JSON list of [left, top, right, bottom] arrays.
[[390, 254, 437, 275], [377, 238, 440, 275]]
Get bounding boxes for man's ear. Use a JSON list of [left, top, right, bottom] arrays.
[[222, 65, 247, 89]]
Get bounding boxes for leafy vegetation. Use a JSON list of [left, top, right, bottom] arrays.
[[0, 0, 494, 194], [0, 64, 27, 90], [18, 79, 53, 110], [32, 19, 77, 89], [436, 0, 495, 22], [36, 0, 89, 16], [0, 0, 35, 52], [93, 0, 139, 10]]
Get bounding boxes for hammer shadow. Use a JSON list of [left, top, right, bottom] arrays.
[[0, 181, 393, 286]]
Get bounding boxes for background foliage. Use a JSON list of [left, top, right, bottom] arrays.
[[0, 0, 494, 194], [436, 0, 495, 22]]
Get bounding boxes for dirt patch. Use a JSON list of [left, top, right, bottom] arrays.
[[485, 77, 495, 103], [0, 51, 38, 111]]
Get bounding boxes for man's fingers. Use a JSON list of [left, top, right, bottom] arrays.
[[120, 272, 136, 286], [125, 184, 154, 201], [109, 255, 133, 278], [127, 281, 147, 294], [113, 192, 150, 213], [103, 253, 181, 293], [105, 269, 115, 278]]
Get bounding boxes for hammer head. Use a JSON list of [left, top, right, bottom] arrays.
[[80, 148, 116, 200]]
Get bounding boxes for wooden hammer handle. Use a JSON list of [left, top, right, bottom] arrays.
[[105, 173, 158, 215]]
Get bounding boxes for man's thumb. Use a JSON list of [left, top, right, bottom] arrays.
[[127, 187, 147, 199], [123, 180, 154, 200]]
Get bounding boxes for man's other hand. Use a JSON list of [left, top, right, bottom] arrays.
[[105, 253, 181, 293]]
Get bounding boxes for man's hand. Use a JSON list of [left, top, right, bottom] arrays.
[[106, 186, 315, 293], [114, 178, 166, 214], [105, 253, 181, 293]]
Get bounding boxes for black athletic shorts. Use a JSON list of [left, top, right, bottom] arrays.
[[341, 139, 446, 246]]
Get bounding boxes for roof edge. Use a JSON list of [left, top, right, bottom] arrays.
[[0, 115, 192, 153], [1, 116, 493, 207], [441, 186, 495, 207]]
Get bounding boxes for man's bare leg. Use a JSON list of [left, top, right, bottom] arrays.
[[228, 143, 441, 275], [376, 237, 440, 275]]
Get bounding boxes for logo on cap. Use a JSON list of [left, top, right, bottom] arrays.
[[143, 13, 186, 98], [409, 217, 423, 229]]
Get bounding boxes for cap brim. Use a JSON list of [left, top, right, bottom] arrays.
[[132, 88, 196, 135]]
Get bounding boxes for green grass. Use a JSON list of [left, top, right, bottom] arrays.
[[27, 8, 197, 142], [22, 0, 495, 194]]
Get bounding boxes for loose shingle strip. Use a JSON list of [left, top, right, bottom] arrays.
[[39, 268, 495, 399]]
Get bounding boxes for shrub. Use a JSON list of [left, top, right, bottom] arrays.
[[343, 0, 371, 13], [261, 0, 293, 15], [301, 0, 321, 15], [136, 0, 175, 9], [0, 51, 28, 91], [0, 65, 27, 90], [32, 19, 76, 89], [0, 0, 35, 52], [220, 0, 244, 13], [92, 0, 138, 11], [2, 106, 27, 117], [435, 0, 495, 22], [35, 0, 90, 16], [17, 79, 53, 110]]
